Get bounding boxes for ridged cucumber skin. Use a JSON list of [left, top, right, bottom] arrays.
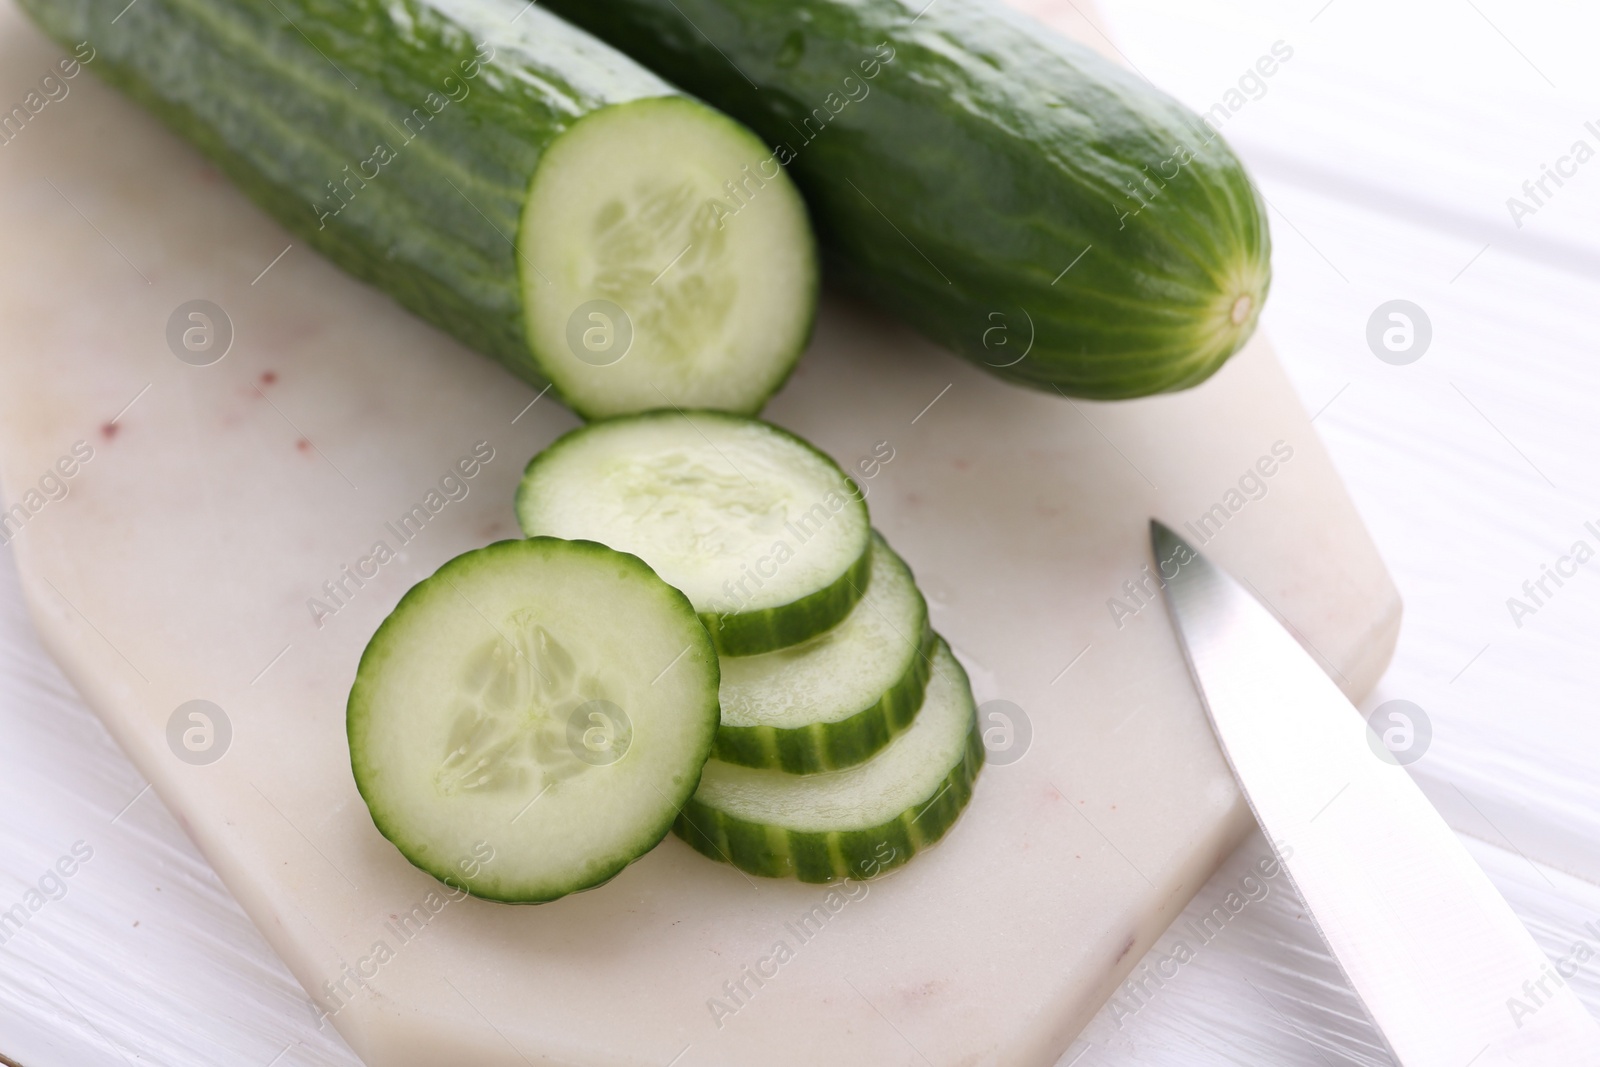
[[713, 623, 934, 774], [516, 410, 873, 658], [698, 542, 871, 658], [544, 0, 1272, 399], [675, 644, 984, 882], [347, 538, 721, 904], [20, 0, 805, 416]]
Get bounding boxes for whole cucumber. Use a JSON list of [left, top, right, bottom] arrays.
[[544, 0, 1272, 398]]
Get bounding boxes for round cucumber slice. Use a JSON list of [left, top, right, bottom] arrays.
[[515, 411, 872, 656], [715, 532, 932, 774], [676, 639, 984, 882], [347, 538, 719, 903], [521, 96, 818, 421]]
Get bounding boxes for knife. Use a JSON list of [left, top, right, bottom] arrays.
[[1150, 519, 1600, 1066]]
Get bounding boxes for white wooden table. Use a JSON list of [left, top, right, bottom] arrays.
[[4, 0, 1600, 1063]]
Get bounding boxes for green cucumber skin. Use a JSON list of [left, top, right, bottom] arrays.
[[20, 0, 674, 396], [713, 624, 933, 774], [676, 717, 983, 882], [543, 0, 1272, 398], [675, 655, 985, 883], [699, 540, 871, 658]]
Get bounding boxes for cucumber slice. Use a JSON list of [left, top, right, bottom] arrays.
[[515, 411, 871, 656], [676, 640, 984, 882], [22, 0, 816, 422], [714, 532, 932, 774], [347, 538, 719, 903], [523, 97, 817, 419]]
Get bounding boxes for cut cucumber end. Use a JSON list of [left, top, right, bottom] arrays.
[[676, 639, 984, 882], [516, 411, 872, 656], [347, 538, 720, 903], [520, 96, 818, 420]]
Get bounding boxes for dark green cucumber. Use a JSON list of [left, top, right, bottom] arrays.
[[676, 639, 984, 882], [543, 0, 1271, 398], [22, 0, 817, 419]]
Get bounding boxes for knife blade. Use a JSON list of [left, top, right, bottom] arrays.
[[1150, 519, 1600, 1066]]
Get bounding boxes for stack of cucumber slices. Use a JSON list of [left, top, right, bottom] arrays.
[[349, 412, 983, 902]]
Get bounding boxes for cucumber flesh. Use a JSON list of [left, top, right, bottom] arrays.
[[522, 97, 816, 419], [515, 411, 871, 656], [715, 532, 931, 773], [347, 538, 719, 903], [676, 639, 983, 882]]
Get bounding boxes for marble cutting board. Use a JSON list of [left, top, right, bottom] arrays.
[[0, 0, 1400, 1063]]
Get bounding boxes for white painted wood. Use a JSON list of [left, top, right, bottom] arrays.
[[1066, 830, 1600, 1066], [7, 0, 1600, 1063], [0, 0, 1402, 1063], [0, 545, 360, 1067]]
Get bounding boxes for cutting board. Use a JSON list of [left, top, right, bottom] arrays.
[[0, 0, 1400, 1063]]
